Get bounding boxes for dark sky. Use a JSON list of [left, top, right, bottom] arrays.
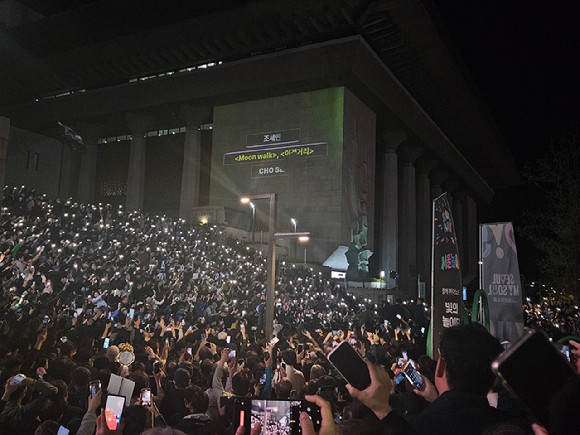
[[433, 0, 580, 167], [432, 0, 580, 278]]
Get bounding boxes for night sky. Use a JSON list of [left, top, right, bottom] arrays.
[[433, 0, 580, 279]]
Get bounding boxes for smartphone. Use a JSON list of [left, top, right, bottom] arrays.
[[332, 330, 339, 336], [226, 335, 231, 344], [73, 312, 78, 318], [395, 373, 406, 385], [140, 388, 152, 407], [42, 315, 50, 325], [90, 381, 101, 398], [61, 336, 68, 343], [258, 372, 267, 385], [57, 426, 69, 435], [165, 338, 169, 345], [153, 360, 160, 374], [402, 351, 408, 360], [327, 341, 371, 391], [187, 347, 192, 355], [318, 385, 334, 403], [103, 338, 110, 349], [10, 373, 26, 385], [228, 350, 236, 358], [561, 344, 571, 362], [129, 308, 135, 320], [201, 333, 206, 341], [493, 328, 579, 431], [297, 344, 304, 354], [384, 320, 389, 327], [105, 395, 126, 431], [402, 360, 425, 391], [233, 398, 320, 435]]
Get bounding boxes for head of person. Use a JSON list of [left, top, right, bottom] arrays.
[[183, 385, 209, 414], [280, 348, 297, 366], [436, 323, 503, 396], [173, 368, 191, 389], [274, 378, 293, 398]]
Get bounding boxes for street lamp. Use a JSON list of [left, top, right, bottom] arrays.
[[290, 218, 297, 232], [240, 194, 310, 340]]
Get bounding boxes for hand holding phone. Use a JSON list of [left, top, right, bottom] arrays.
[[141, 388, 152, 407], [327, 341, 371, 391], [105, 395, 126, 431]]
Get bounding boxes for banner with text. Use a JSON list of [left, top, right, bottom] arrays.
[[430, 193, 463, 358], [480, 223, 525, 343]]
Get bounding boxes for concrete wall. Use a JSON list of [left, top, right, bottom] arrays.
[[5, 127, 63, 198], [210, 87, 376, 264]]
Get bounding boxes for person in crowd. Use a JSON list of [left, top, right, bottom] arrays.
[[0, 186, 578, 435]]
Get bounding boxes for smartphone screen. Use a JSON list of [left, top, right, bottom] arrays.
[[403, 360, 425, 391], [57, 426, 69, 435], [141, 388, 151, 407], [187, 347, 192, 355], [297, 344, 304, 354], [226, 335, 231, 344], [129, 309, 135, 320], [234, 398, 320, 435], [259, 372, 267, 385], [90, 381, 101, 398], [493, 329, 578, 431], [228, 350, 236, 358], [395, 373, 406, 385], [105, 395, 126, 430], [327, 341, 371, 391], [103, 338, 110, 349], [10, 373, 26, 385], [201, 333, 206, 341]]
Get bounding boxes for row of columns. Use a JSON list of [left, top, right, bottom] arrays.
[[380, 130, 479, 300], [68, 106, 209, 218]]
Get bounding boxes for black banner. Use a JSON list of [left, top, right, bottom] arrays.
[[429, 193, 463, 358]]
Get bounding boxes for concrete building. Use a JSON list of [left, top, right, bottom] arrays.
[[0, 0, 519, 298]]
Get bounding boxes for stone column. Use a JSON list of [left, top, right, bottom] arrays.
[[398, 143, 423, 297], [430, 168, 449, 200], [179, 105, 211, 220], [76, 122, 103, 205], [125, 113, 154, 212], [381, 130, 407, 290], [415, 158, 437, 300], [0, 117, 9, 203]]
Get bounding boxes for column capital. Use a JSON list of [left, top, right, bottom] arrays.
[[179, 105, 211, 128], [399, 142, 423, 164], [381, 129, 407, 151], [416, 157, 437, 177], [125, 113, 155, 136], [430, 168, 449, 186]]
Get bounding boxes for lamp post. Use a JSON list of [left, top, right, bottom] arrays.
[[250, 202, 256, 242], [240, 194, 310, 340], [290, 218, 297, 260]]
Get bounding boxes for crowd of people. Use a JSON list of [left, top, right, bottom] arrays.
[[0, 186, 578, 435]]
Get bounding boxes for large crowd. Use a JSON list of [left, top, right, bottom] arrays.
[[0, 186, 578, 435]]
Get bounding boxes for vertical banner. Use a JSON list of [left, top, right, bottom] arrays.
[[480, 223, 525, 343], [429, 193, 463, 358]]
